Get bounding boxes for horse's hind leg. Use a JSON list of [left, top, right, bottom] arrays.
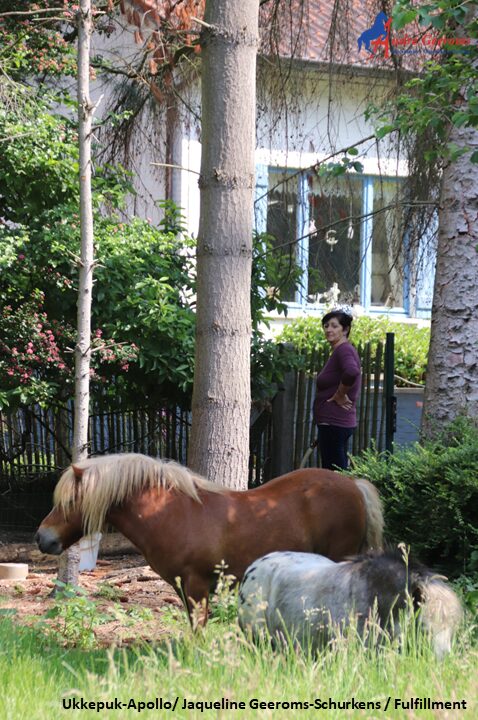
[[183, 576, 210, 629]]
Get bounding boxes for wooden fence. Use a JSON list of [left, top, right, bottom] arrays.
[[293, 343, 386, 468]]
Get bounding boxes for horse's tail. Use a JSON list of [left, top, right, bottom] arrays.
[[411, 575, 463, 659], [354, 477, 384, 551]]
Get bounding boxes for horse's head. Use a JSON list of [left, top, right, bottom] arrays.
[[35, 463, 86, 555]]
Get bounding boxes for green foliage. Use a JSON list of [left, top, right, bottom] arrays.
[[92, 212, 196, 403], [95, 582, 124, 603], [454, 572, 478, 624], [33, 581, 156, 650], [0, 92, 198, 408], [40, 581, 111, 650], [209, 562, 238, 625], [349, 418, 478, 573], [251, 232, 302, 332], [278, 315, 430, 385], [0, 102, 79, 225], [368, 0, 478, 164]]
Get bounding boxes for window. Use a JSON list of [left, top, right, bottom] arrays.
[[307, 174, 363, 304], [266, 170, 299, 302], [371, 178, 404, 307], [260, 167, 407, 312]]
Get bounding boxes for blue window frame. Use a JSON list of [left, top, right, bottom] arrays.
[[255, 165, 434, 317]]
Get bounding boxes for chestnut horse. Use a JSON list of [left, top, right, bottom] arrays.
[[36, 453, 383, 623]]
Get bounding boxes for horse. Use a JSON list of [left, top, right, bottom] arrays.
[[238, 549, 463, 658], [357, 11, 389, 53], [35, 453, 383, 624]]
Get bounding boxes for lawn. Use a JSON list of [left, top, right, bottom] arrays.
[[1, 604, 477, 720]]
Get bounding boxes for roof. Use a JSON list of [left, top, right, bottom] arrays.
[[119, 0, 426, 73]]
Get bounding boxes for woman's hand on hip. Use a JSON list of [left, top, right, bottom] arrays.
[[327, 392, 353, 410]]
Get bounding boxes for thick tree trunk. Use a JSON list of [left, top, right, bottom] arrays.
[[57, 0, 94, 584], [421, 125, 478, 438], [188, 1, 259, 489]]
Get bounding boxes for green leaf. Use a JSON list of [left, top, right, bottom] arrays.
[[393, 9, 418, 30], [451, 112, 470, 128], [376, 124, 395, 139]]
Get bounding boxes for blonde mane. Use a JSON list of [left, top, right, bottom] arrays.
[[53, 453, 226, 535]]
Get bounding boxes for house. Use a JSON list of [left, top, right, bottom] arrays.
[[99, 1, 437, 328]]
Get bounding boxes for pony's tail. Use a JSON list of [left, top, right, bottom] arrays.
[[412, 576, 463, 659], [354, 478, 384, 551]]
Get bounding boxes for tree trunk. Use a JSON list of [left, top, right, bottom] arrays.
[[57, 0, 95, 585], [188, 0, 260, 489], [421, 110, 478, 436]]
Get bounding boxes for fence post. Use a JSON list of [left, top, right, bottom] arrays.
[[384, 332, 397, 454], [271, 369, 297, 478]]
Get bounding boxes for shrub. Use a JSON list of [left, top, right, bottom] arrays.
[[348, 418, 478, 574], [278, 315, 430, 386]]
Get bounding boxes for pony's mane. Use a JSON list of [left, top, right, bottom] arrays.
[[54, 453, 226, 535], [347, 547, 428, 575]]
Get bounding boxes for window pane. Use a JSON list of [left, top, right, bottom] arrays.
[[266, 171, 299, 302], [371, 179, 404, 307], [307, 174, 362, 304]]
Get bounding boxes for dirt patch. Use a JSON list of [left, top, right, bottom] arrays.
[[0, 533, 184, 647]]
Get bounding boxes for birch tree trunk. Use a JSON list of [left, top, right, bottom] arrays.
[[57, 0, 95, 584], [421, 37, 478, 437], [188, 0, 260, 489]]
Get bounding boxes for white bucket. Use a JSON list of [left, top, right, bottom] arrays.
[[79, 533, 102, 571], [0, 563, 28, 580]]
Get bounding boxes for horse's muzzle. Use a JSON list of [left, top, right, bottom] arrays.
[[35, 528, 63, 555]]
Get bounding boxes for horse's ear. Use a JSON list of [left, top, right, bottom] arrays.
[[71, 464, 85, 480]]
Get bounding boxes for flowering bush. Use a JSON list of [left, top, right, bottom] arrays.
[[0, 291, 138, 409]]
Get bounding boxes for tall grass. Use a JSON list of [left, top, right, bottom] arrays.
[[1, 611, 476, 719]]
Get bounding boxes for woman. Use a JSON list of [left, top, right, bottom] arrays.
[[313, 307, 361, 470]]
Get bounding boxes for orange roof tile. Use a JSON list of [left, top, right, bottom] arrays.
[[119, 0, 427, 72]]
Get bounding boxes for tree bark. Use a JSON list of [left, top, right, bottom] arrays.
[[188, 0, 260, 489], [421, 46, 478, 438], [57, 0, 94, 584]]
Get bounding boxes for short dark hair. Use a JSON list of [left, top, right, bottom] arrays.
[[321, 310, 353, 337]]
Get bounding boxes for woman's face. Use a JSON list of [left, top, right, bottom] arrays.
[[323, 317, 347, 347]]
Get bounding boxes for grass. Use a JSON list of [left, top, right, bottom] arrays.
[[1, 606, 477, 720]]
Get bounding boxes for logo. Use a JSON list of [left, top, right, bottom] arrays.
[[358, 12, 472, 58], [358, 12, 392, 57]]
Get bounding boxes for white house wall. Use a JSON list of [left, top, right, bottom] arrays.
[[175, 67, 408, 238], [90, 19, 168, 225]]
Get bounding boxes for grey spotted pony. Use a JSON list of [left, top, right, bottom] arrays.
[[238, 549, 463, 658]]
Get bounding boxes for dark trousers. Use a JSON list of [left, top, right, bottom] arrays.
[[317, 425, 355, 470]]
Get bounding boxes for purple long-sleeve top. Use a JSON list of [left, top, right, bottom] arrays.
[[313, 342, 361, 428]]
